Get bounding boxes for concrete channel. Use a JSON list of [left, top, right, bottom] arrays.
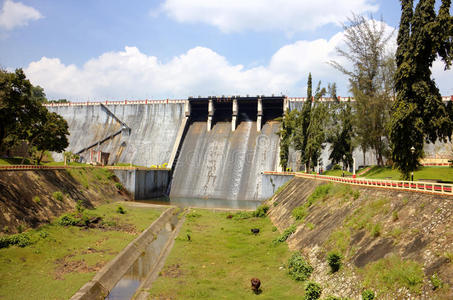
[[70, 207, 184, 300]]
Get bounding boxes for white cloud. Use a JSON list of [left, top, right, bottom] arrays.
[[23, 21, 453, 101], [159, 0, 378, 33], [0, 0, 42, 30]]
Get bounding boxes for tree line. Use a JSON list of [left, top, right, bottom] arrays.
[[0, 69, 69, 164], [280, 5, 453, 178]]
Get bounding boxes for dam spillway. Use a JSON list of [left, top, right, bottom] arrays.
[[169, 120, 280, 201]]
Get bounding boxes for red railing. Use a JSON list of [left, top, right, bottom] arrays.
[[0, 165, 170, 171], [262, 171, 453, 196]]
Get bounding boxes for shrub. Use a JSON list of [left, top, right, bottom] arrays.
[[392, 211, 399, 221], [306, 223, 315, 230], [187, 211, 202, 219], [252, 204, 269, 217], [292, 206, 307, 221], [0, 232, 32, 249], [327, 252, 342, 273], [333, 164, 341, 170], [33, 196, 41, 204], [272, 226, 277, 232], [232, 211, 252, 220], [287, 252, 313, 281], [273, 224, 296, 244], [39, 231, 49, 239], [115, 182, 123, 191], [76, 200, 85, 213], [370, 223, 381, 237], [304, 281, 322, 300], [116, 205, 126, 214], [58, 213, 80, 226], [430, 273, 443, 290], [52, 191, 64, 201], [361, 290, 375, 300], [17, 224, 24, 233]]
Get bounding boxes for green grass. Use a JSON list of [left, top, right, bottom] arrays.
[[0, 203, 163, 300], [322, 169, 353, 176], [361, 254, 424, 295], [148, 209, 307, 299], [0, 157, 34, 165], [361, 166, 453, 182]]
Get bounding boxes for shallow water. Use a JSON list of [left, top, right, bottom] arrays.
[[105, 216, 178, 300], [138, 197, 262, 210]]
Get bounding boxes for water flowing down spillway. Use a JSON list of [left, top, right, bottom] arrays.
[[170, 120, 281, 201]]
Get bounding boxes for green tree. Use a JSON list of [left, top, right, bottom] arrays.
[[328, 101, 355, 167], [304, 83, 327, 170], [278, 109, 298, 170], [330, 15, 395, 166], [293, 73, 313, 171], [390, 0, 453, 178]]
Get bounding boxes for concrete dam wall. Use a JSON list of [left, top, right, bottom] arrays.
[[48, 103, 185, 167], [170, 120, 280, 201]]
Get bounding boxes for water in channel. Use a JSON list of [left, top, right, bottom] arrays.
[[105, 216, 178, 300]]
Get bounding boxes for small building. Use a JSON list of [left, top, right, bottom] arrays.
[[89, 149, 110, 166]]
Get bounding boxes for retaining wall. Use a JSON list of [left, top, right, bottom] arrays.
[[261, 173, 295, 200], [114, 169, 170, 199], [70, 207, 178, 300]]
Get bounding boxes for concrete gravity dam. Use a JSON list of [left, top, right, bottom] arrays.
[[46, 96, 286, 202]]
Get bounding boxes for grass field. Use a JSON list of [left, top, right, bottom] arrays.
[[148, 209, 307, 300], [0, 203, 163, 300], [362, 166, 453, 182]]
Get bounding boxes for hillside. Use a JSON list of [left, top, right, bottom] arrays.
[[0, 168, 131, 233], [268, 177, 452, 299]]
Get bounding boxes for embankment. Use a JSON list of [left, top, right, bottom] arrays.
[[268, 177, 453, 299], [0, 168, 131, 232], [170, 120, 280, 201], [47, 103, 185, 167]]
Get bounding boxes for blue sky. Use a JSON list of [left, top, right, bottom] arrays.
[[0, 0, 451, 100]]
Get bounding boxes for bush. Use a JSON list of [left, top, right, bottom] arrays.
[[58, 213, 80, 226], [252, 204, 269, 217], [333, 164, 342, 170], [0, 232, 32, 249], [361, 290, 375, 300], [304, 281, 322, 300], [115, 182, 123, 191], [76, 200, 85, 213], [52, 191, 64, 201], [287, 252, 313, 281], [292, 206, 307, 221], [116, 205, 126, 214], [327, 252, 342, 273], [370, 223, 381, 237], [273, 224, 296, 244], [430, 273, 443, 290], [33, 196, 41, 204], [232, 211, 252, 220]]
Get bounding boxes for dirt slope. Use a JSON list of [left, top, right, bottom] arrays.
[[0, 169, 130, 233], [268, 177, 452, 299]]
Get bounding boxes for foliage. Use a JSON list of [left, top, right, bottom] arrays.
[[362, 255, 424, 294], [327, 251, 342, 273], [273, 224, 297, 244], [0, 233, 32, 248], [278, 109, 298, 170], [0, 69, 69, 163], [361, 289, 375, 300], [52, 191, 64, 202], [430, 273, 443, 290], [293, 73, 314, 171], [390, 0, 453, 179], [330, 15, 395, 166], [304, 281, 322, 300], [252, 204, 269, 217], [114, 182, 123, 191], [232, 211, 252, 220], [33, 196, 41, 204], [116, 205, 126, 214], [287, 252, 313, 281], [328, 101, 355, 168], [292, 206, 308, 221]]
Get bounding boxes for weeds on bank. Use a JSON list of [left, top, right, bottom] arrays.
[[361, 254, 424, 294], [273, 224, 297, 244]]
